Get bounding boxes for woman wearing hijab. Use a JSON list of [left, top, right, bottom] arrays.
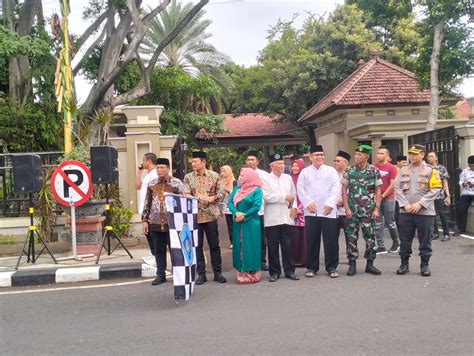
[[220, 165, 238, 248], [290, 158, 307, 266], [228, 168, 263, 284]]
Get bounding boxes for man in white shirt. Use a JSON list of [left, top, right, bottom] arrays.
[[246, 151, 269, 271], [136, 152, 158, 255], [297, 145, 341, 278], [262, 153, 299, 282]]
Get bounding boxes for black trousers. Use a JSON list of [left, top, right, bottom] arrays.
[[305, 216, 339, 273], [146, 232, 155, 255], [150, 230, 170, 278], [266, 224, 294, 277], [196, 220, 222, 275], [399, 214, 434, 259], [395, 201, 400, 228], [458, 195, 473, 233], [260, 215, 267, 265], [225, 214, 233, 244], [432, 199, 450, 236], [337, 215, 349, 246]]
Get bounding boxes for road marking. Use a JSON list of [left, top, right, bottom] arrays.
[[0, 278, 153, 296]]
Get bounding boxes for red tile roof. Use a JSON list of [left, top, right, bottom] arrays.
[[455, 100, 471, 118], [216, 113, 297, 137], [299, 54, 452, 122]]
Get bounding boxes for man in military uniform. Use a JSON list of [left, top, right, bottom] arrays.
[[341, 144, 382, 276], [395, 144, 442, 277], [142, 158, 184, 285]]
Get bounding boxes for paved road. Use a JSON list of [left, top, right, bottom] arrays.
[[1, 233, 472, 355]]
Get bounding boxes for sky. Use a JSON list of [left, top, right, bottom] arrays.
[[43, 0, 473, 103]]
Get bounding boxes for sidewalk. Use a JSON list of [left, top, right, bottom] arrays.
[[0, 246, 160, 288]]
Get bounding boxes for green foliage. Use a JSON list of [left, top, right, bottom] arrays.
[[160, 110, 225, 148], [226, 4, 378, 121], [110, 206, 133, 238], [59, 144, 90, 166], [35, 168, 57, 242], [0, 100, 62, 152], [0, 25, 50, 57], [415, 16, 473, 95]]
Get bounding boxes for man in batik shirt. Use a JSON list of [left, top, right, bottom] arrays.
[[183, 151, 226, 285]]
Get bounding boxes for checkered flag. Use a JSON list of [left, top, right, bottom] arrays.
[[164, 193, 198, 301]]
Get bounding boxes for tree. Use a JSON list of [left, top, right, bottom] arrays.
[[225, 4, 378, 122], [73, 0, 210, 118], [415, 0, 473, 130]]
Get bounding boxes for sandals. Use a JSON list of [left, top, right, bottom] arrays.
[[329, 271, 339, 278], [305, 270, 315, 278]]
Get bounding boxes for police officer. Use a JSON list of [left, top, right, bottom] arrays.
[[395, 144, 441, 277], [341, 144, 383, 276]]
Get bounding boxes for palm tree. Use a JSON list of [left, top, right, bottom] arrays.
[[141, 0, 233, 108]]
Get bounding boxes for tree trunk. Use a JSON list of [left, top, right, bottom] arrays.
[[4, 0, 42, 105], [426, 19, 445, 131]]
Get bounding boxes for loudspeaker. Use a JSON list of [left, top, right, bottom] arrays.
[[90, 146, 118, 184], [12, 155, 43, 193]]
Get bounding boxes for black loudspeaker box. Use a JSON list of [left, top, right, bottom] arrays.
[[90, 146, 119, 184], [12, 155, 43, 193]]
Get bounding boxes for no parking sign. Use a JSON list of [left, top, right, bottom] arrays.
[[51, 160, 93, 207]]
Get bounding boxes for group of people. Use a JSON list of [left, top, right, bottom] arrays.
[[137, 146, 474, 286]]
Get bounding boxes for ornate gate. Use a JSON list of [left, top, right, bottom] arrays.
[[408, 126, 459, 222]]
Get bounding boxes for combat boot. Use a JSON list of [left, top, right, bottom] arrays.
[[347, 259, 357, 276], [365, 259, 381, 275], [420, 256, 431, 277], [396, 257, 409, 275]]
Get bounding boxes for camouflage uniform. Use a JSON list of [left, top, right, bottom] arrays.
[[341, 164, 382, 259]]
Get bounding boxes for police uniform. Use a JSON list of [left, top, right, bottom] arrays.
[[395, 145, 441, 276], [341, 144, 383, 276]]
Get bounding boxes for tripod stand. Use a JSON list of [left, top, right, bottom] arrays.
[[15, 193, 57, 270], [95, 184, 133, 264]]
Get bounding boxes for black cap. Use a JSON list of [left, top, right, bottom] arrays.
[[397, 155, 407, 161], [247, 150, 260, 159], [468, 155, 474, 164], [310, 145, 324, 153], [269, 153, 284, 163], [192, 151, 208, 160], [336, 150, 351, 162], [156, 158, 170, 166]]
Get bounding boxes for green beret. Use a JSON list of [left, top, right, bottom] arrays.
[[355, 144, 372, 154]]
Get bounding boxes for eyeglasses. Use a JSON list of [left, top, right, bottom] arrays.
[[312, 153, 324, 156]]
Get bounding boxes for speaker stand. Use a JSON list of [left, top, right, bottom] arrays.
[[15, 194, 57, 270], [95, 184, 133, 264]]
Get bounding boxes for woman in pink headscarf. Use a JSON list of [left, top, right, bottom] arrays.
[[228, 167, 263, 284], [290, 158, 307, 266]]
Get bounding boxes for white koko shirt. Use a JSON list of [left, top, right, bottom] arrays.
[[255, 168, 269, 216], [262, 172, 297, 227], [138, 168, 158, 214], [297, 164, 340, 219]]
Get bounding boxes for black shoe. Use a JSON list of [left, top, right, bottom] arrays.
[[269, 275, 279, 282], [285, 273, 300, 281], [432, 235, 439, 240], [396, 258, 409, 275], [388, 244, 400, 254], [441, 234, 450, 241], [151, 277, 166, 285], [420, 257, 431, 277], [365, 260, 382, 275], [453, 230, 463, 236], [196, 274, 207, 285], [261, 264, 269, 271], [347, 259, 357, 276], [213, 273, 227, 283], [376, 246, 387, 255]]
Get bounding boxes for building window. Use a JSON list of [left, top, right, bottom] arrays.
[[412, 109, 420, 115], [387, 110, 395, 116], [365, 111, 373, 116]]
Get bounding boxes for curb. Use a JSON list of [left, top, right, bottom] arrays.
[[0, 262, 156, 288]]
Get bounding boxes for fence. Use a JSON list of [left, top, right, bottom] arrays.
[[0, 152, 63, 217]]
